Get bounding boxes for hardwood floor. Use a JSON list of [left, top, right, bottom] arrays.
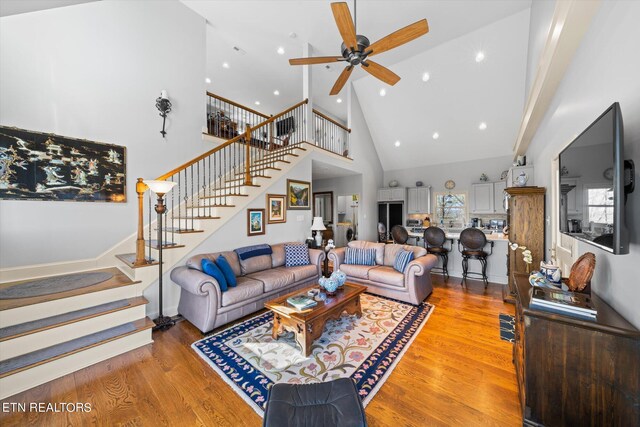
[[0, 276, 521, 426]]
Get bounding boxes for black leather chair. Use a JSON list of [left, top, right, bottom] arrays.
[[263, 378, 367, 427], [424, 226, 451, 279], [458, 228, 494, 288], [390, 225, 409, 244]]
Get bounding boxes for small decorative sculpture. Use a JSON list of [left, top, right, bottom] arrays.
[[330, 270, 347, 288], [514, 171, 529, 187], [479, 173, 488, 182], [565, 252, 595, 292], [319, 277, 339, 296]]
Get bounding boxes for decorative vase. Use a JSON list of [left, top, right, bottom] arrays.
[[514, 171, 529, 187], [388, 180, 399, 188], [330, 270, 347, 288], [319, 277, 339, 296]]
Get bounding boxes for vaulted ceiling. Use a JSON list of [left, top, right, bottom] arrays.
[[182, 0, 532, 169]]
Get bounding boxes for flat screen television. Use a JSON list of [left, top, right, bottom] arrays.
[[558, 102, 633, 254]]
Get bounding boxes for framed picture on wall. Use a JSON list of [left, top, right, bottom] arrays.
[[247, 208, 266, 236], [266, 194, 286, 224], [287, 179, 311, 210]]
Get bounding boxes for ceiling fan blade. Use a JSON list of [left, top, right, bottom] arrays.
[[361, 60, 400, 86], [289, 56, 343, 65], [331, 2, 358, 51], [367, 19, 429, 57], [330, 66, 354, 95]]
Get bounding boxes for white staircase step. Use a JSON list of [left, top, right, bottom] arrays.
[[0, 318, 153, 400], [0, 297, 148, 360]]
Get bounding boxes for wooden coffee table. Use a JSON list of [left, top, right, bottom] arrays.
[[265, 283, 366, 357]]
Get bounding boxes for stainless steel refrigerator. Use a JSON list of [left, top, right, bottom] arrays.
[[378, 202, 403, 240]]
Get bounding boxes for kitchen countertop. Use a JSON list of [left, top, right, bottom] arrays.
[[408, 230, 509, 242]]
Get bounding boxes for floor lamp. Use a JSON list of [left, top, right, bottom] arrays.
[[144, 179, 177, 331]]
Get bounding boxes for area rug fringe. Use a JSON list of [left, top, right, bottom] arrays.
[[361, 305, 435, 407]]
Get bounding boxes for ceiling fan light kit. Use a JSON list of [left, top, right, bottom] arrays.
[[288, 1, 429, 95]]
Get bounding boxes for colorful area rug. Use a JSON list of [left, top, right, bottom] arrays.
[[192, 293, 434, 416], [499, 313, 515, 343]]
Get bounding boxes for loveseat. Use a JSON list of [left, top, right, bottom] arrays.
[[171, 243, 324, 333], [328, 241, 437, 305]]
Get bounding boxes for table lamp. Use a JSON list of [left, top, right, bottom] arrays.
[[311, 217, 326, 247]]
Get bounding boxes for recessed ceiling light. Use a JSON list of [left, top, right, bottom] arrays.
[[379, 88, 386, 97], [336, 98, 343, 103], [475, 51, 485, 62], [222, 62, 230, 69], [205, 77, 211, 84], [479, 122, 487, 130], [273, 90, 280, 96], [394, 140, 401, 147], [277, 46, 285, 55], [422, 72, 430, 82], [432, 132, 440, 140], [255, 101, 261, 106]]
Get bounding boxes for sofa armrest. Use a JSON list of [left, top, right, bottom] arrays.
[[170, 266, 221, 298], [328, 248, 345, 270], [405, 254, 438, 279], [309, 248, 325, 267]]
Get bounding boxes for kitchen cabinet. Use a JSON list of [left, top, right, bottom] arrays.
[[377, 187, 405, 202], [562, 178, 582, 214], [407, 187, 431, 214], [493, 181, 507, 214], [471, 183, 494, 214], [337, 196, 348, 214]]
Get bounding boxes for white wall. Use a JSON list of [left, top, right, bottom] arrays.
[[526, 0, 640, 327], [0, 1, 207, 268]]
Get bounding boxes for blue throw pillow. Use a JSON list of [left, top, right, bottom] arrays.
[[394, 249, 414, 273], [344, 247, 376, 266], [201, 259, 228, 292], [285, 244, 311, 267], [216, 255, 237, 287]]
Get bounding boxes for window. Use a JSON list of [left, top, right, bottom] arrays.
[[585, 186, 613, 224], [435, 192, 467, 226]]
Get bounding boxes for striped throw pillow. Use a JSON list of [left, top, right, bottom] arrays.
[[344, 247, 376, 266], [393, 249, 414, 273]]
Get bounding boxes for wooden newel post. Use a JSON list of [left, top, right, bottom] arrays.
[[134, 178, 149, 266], [245, 124, 252, 186]]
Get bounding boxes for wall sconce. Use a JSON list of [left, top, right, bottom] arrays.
[[156, 90, 172, 138]]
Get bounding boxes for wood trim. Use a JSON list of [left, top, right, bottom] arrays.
[[206, 92, 269, 119], [505, 186, 546, 196], [312, 109, 351, 132], [513, 0, 601, 157]]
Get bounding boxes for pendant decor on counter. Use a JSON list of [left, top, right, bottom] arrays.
[[0, 126, 126, 202]]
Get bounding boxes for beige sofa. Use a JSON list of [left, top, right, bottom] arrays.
[[328, 241, 437, 305], [170, 243, 324, 333]]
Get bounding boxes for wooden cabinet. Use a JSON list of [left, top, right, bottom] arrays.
[[512, 273, 640, 426], [407, 187, 431, 214], [471, 183, 495, 214], [493, 181, 507, 213], [377, 187, 405, 202], [506, 187, 545, 298]]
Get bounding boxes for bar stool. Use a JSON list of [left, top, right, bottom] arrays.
[[424, 227, 451, 279], [390, 225, 409, 244], [458, 228, 494, 288]]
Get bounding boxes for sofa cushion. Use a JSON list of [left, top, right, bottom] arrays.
[[340, 264, 377, 280], [285, 243, 311, 267], [383, 244, 427, 266], [247, 267, 295, 293], [344, 247, 376, 266], [286, 264, 318, 282], [368, 266, 404, 288], [221, 277, 264, 307], [186, 251, 241, 276], [201, 259, 228, 292], [347, 241, 385, 265], [239, 254, 272, 275], [217, 255, 237, 287], [393, 249, 414, 273]]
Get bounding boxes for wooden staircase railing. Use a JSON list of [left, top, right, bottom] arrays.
[[134, 99, 309, 265], [206, 92, 270, 139], [313, 109, 350, 157]]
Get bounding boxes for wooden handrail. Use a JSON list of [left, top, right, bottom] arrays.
[[206, 91, 270, 119], [313, 108, 351, 132], [155, 99, 308, 181], [251, 99, 309, 131]]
